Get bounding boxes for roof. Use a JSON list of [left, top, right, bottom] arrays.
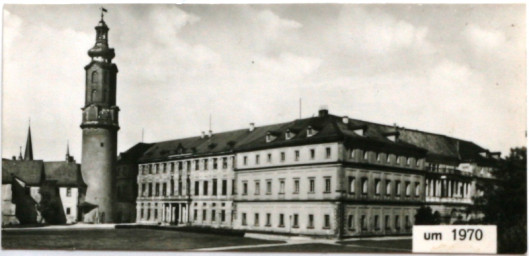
[[132, 110, 499, 166], [119, 143, 153, 163], [43, 161, 85, 187], [2, 159, 43, 186]]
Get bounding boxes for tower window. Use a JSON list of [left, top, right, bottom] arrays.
[[100, 142, 104, 147], [91, 71, 99, 83]]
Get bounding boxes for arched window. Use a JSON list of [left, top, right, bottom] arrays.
[[362, 178, 368, 194], [91, 71, 99, 83], [91, 89, 97, 102]]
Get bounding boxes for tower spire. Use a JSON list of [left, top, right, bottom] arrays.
[[18, 146, 22, 160], [24, 125, 33, 161]]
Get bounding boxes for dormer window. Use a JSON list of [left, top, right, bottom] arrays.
[[386, 132, 399, 142], [285, 129, 295, 140], [479, 151, 488, 158], [266, 131, 280, 143], [351, 125, 367, 136], [307, 126, 318, 137]]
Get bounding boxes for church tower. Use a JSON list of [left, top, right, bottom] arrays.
[[80, 11, 119, 223]]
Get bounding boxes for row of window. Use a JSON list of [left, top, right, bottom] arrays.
[[140, 157, 231, 175], [242, 147, 333, 166], [348, 177, 421, 197], [192, 209, 228, 223], [241, 213, 331, 229], [140, 179, 237, 197], [346, 214, 412, 231], [351, 149, 421, 168], [241, 176, 332, 196]]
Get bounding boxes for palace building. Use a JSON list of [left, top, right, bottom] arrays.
[[125, 108, 499, 238]]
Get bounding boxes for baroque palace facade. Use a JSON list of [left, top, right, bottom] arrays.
[[128, 108, 499, 238]]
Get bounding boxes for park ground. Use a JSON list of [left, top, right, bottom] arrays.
[[2, 227, 411, 252]]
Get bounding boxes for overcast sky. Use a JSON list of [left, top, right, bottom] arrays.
[[2, 4, 526, 161]]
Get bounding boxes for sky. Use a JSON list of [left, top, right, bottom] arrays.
[[2, 4, 526, 161]]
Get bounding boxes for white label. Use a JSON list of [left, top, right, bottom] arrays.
[[412, 225, 497, 254]]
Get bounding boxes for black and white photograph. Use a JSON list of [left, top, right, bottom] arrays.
[[1, 3, 526, 254]]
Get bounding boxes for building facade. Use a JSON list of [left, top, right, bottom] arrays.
[[127, 108, 498, 238]]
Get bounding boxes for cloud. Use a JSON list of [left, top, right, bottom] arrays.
[[464, 24, 506, 52], [254, 52, 322, 79], [256, 9, 302, 39]]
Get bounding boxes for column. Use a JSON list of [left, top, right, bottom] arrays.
[[179, 203, 183, 223], [138, 182, 142, 198]]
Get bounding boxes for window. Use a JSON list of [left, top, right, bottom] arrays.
[[348, 215, 355, 230], [222, 157, 228, 169], [415, 182, 420, 197], [162, 183, 167, 196], [375, 179, 381, 195], [266, 213, 271, 226], [363, 151, 369, 161], [386, 180, 391, 196], [242, 213, 247, 226], [243, 156, 248, 165], [395, 181, 401, 197], [395, 215, 400, 230], [374, 215, 380, 230], [294, 179, 300, 194], [405, 182, 411, 197], [232, 179, 236, 195], [293, 214, 299, 228], [267, 153, 272, 163], [178, 181, 182, 195], [140, 204, 144, 219], [154, 205, 158, 220], [147, 207, 151, 220], [221, 210, 226, 222], [279, 179, 285, 194], [155, 183, 160, 196], [376, 153, 381, 162], [222, 179, 227, 196], [405, 216, 411, 229], [162, 163, 166, 173], [66, 188, 72, 197], [324, 177, 331, 193], [385, 215, 390, 230], [279, 214, 285, 227], [242, 181, 248, 195], [361, 178, 368, 194], [202, 209, 207, 221], [66, 207, 71, 215], [148, 183, 153, 197], [255, 155, 260, 164], [255, 181, 260, 195], [212, 179, 218, 196], [295, 150, 300, 161], [309, 178, 315, 193], [194, 209, 198, 221], [186, 161, 191, 171], [308, 214, 314, 228], [204, 159, 209, 170], [349, 177, 356, 194], [324, 214, 330, 228], [203, 181, 208, 195], [350, 149, 356, 159], [212, 210, 216, 222], [396, 156, 401, 164], [266, 180, 272, 194], [213, 158, 218, 169], [326, 147, 331, 159], [310, 149, 315, 159], [141, 183, 146, 196], [178, 162, 183, 171], [407, 157, 412, 166], [195, 160, 199, 170], [361, 215, 367, 230], [280, 152, 285, 162], [254, 213, 259, 226]]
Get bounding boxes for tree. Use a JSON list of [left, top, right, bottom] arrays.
[[472, 147, 526, 254], [414, 206, 441, 225]]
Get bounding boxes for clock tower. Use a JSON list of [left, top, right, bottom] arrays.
[[80, 12, 119, 223]]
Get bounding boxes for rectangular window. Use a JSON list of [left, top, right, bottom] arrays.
[[415, 182, 420, 197], [280, 152, 285, 162], [204, 159, 209, 170], [243, 156, 248, 165], [395, 181, 401, 197], [242, 213, 247, 226], [293, 214, 299, 228], [308, 214, 314, 228], [186, 161, 191, 171], [326, 147, 331, 159], [178, 181, 182, 195], [279, 179, 285, 194], [348, 215, 355, 230], [66, 188, 72, 197], [154, 207, 158, 220], [178, 161, 183, 171], [395, 215, 400, 230], [267, 153, 272, 163], [142, 183, 146, 196], [212, 210, 216, 222], [203, 209, 207, 221], [255, 155, 260, 164], [232, 179, 236, 195], [203, 181, 208, 195], [324, 214, 330, 228], [405, 216, 411, 229], [266, 213, 271, 226], [155, 183, 160, 196], [405, 181, 411, 197], [221, 210, 226, 222], [66, 207, 71, 215], [279, 214, 284, 227], [243, 181, 248, 195], [310, 149, 315, 159], [212, 179, 218, 196], [213, 158, 218, 169], [324, 177, 331, 193], [222, 157, 228, 169], [375, 179, 381, 195], [222, 179, 227, 196], [195, 160, 199, 170], [361, 215, 367, 230], [254, 213, 259, 226], [294, 179, 300, 194], [361, 178, 368, 195], [162, 183, 167, 196], [374, 215, 380, 230], [309, 178, 315, 193], [194, 209, 198, 221], [255, 181, 260, 195], [349, 177, 355, 194], [295, 150, 300, 161], [385, 180, 391, 196], [266, 180, 272, 194], [385, 215, 390, 230], [148, 183, 153, 197]]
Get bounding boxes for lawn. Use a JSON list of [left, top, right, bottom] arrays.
[[2, 228, 279, 251], [231, 239, 412, 253]]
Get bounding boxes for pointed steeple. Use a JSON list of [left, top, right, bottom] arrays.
[[24, 125, 33, 160], [66, 140, 72, 162]]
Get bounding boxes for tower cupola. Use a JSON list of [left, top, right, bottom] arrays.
[[87, 9, 115, 62]]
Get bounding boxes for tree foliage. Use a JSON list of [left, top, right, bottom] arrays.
[[414, 206, 441, 225]]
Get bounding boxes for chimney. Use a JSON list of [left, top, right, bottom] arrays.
[[208, 130, 213, 138], [342, 116, 349, 124], [249, 123, 255, 132], [318, 105, 329, 117], [201, 131, 205, 139], [12, 156, 16, 160]]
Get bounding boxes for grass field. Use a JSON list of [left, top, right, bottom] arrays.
[[2, 228, 411, 252]]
